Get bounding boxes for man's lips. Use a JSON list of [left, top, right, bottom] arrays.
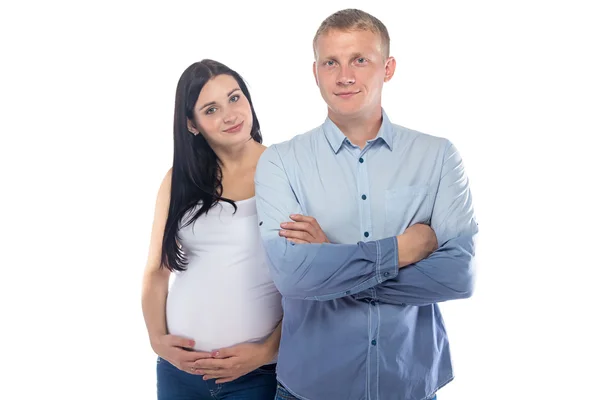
[[335, 91, 360, 98]]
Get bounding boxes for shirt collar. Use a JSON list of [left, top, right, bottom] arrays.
[[322, 108, 394, 153]]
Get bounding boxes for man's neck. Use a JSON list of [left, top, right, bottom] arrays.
[[328, 108, 383, 149]]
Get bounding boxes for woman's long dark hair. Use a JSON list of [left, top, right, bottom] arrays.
[[161, 59, 262, 272]]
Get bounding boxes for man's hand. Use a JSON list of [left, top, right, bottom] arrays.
[[151, 334, 212, 375], [279, 214, 330, 244], [396, 223, 438, 268], [193, 342, 272, 383]]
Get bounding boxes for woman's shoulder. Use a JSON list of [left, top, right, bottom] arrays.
[[156, 168, 173, 204]]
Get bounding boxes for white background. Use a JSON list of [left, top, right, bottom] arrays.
[[1, 0, 599, 399]]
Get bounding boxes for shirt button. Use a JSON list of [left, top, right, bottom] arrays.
[[361, 194, 367, 200], [345, 291, 351, 295], [370, 300, 377, 305], [259, 221, 263, 226], [359, 157, 364, 163], [364, 232, 369, 238], [384, 272, 390, 277], [371, 339, 377, 346]]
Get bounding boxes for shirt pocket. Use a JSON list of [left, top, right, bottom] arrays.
[[384, 185, 433, 237]]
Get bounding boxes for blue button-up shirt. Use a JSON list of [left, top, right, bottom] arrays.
[[255, 110, 478, 400]]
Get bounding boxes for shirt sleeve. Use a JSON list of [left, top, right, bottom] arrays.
[[374, 141, 479, 306]]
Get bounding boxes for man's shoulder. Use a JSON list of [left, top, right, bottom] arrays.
[[258, 126, 322, 168], [265, 126, 323, 155], [392, 123, 451, 149], [278, 126, 323, 148]]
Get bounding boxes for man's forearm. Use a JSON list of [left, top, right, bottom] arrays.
[[396, 224, 438, 267], [262, 236, 399, 301], [374, 232, 477, 306]]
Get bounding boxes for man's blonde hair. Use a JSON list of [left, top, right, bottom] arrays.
[[313, 9, 390, 60]]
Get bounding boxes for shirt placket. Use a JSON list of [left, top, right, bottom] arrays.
[[357, 145, 373, 242], [356, 143, 380, 400]]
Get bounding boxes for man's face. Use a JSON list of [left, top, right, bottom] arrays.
[[313, 28, 395, 119]]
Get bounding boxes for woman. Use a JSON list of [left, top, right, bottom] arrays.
[[141, 60, 283, 399]]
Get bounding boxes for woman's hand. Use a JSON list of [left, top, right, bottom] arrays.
[[192, 342, 274, 383], [152, 335, 212, 374]]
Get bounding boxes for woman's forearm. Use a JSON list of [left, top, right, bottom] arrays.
[[142, 269, 170, 349], [261, 319, 282, 360]]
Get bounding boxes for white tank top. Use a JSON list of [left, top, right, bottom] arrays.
[[165, 197, 282, 352]]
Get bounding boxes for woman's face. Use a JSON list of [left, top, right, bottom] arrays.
[[188, 74, 253, 149]]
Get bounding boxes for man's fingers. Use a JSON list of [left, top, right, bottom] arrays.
[[280, 221, 315, 234], [290, 214, 323, 230], [287, 238, 310, 244], [279, 229, 312, 241], [289, 214, 316, 224], [285, 215, 329, 243]]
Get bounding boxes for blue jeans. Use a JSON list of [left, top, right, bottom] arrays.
[[157, 357, 277, 400], [274, 382, 438, 400]]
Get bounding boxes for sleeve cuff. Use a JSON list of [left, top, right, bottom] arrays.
[[376, 237, 399, 283]]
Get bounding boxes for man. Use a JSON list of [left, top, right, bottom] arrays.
[[255, 8, 478, 400]]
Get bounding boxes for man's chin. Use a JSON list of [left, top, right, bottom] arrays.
[[328, 104, 365, 118]]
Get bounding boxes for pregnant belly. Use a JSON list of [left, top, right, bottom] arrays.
[[165, 272, 282, 352]]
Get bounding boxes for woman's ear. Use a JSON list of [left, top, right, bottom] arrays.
[[187, 118, 200, 135]]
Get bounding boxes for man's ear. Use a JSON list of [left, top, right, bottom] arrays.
[[383, 56, 396, 82]]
